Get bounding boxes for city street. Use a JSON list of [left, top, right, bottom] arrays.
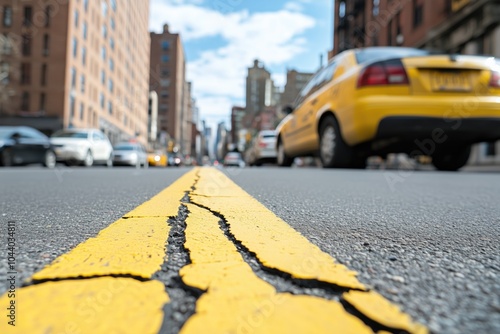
[[0, 166, 499, 333]]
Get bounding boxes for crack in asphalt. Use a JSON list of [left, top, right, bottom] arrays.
[[153, 198, 203, 334], [28, 274, 150, 286]]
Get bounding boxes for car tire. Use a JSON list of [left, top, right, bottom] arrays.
[[106, 154, 113, 168], [432, 145, 471, 171], [277, 138, 293, 167], [43, 150, 56, 169], [82, 150, 94, 167], [1, 148, 13, 167], [319, 116, 362, 168]]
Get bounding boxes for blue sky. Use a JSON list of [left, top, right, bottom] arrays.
[[149, 0, 333, 130]]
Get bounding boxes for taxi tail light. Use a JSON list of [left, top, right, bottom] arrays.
[[258, 141, 267, 148], [357, 59, 409, 87], [489, 71, 500, 88]]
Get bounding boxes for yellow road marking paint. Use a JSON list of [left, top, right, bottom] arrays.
[[0, 277, 168, 334], [33, 169, 197, 280], [191, 167, 364, 290], [343, 291, 428, 334], [181, 203, 373, 334]]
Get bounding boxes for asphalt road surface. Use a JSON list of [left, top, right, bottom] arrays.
[[1, 166, 499, 333]]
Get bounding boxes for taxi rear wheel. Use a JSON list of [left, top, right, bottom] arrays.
[[319, 117, 366, 169], [277, 139, 293, 167]]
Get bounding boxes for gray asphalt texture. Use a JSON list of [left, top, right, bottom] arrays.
[[1, 165, 499, 334], [0, 166, 187, 293], [227, 166, 500, 334]]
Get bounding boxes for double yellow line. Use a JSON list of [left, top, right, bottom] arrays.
[[0, 168, 427, 333]]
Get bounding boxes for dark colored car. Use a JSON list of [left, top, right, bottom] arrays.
[[0, 126, 56, 168]]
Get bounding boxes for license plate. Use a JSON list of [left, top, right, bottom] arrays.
[[431, 71, 471, 92]]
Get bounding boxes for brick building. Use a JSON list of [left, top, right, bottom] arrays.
[[281, 69, 314, 107], [149, 24, 187, 152], [0, 0, 151, 144]]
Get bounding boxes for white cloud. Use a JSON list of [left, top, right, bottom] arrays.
[[149, 1, 316, 128]]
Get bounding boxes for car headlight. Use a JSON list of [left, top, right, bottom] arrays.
[[154, 155, 160, 162]]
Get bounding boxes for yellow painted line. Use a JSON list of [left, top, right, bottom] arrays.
[[0, 169, 198, 333], [192, 167, 364, 290], [32, 169, 196, 280], [0, 277, 168, 334], [343, 291, 428, 334], [180, 203, 373, 334], [187, 167, 427, 333]]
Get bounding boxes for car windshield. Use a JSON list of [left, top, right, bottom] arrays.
[[114, 144, 136, 151], [355, 47, 431, 64], [52, 131, 88, 139]]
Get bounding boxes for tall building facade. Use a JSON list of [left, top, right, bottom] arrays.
[[245, 59, 277, 116], [281, 69, 314, 107], [0, 0, 151, 144], [149, 24, 186, 151]]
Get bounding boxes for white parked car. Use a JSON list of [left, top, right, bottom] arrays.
[[50, 129, 113, 167], [112, 142, 148, 168], [245, 130, 277, 166]]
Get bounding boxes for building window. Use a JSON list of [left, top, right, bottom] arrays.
[[80, 74, 85, 93], [84, 0, 88, 12], [101, 46, 106, 60], [161, 69, 170, 77], [41, 64, 47, 86], [108, 78, 113, 92], [40, 93, 46, 112], [101, 1, 108, 17], [82, 47, 86, 66], [21, 92, 30, 111], [102, 24, 107, 38], [160, 79, 170, 87], [80, 102, 84, 120], [1, 33, 11, 55], [70, 95, 75, 118], [101, 70, 106, 84], [74, 9, 79, 28], [110, 37, 115, 50], [110, 17, 115, 30], [100, 93, 105, 109], [22, 35, 31, 56], [1, 63, 10, 84], [43, 34, 49, 56], [413, 0, 423, 28], [339, 1, 346, 18], [108, 101, 113, 115], [161, 90, 169, 98], [23, 6, 32, 26], [3, 6, 12, 27], [45, 6, 52, 27], [161, 55, 169, 63], [71, 67, 76, 88], [373, 0, 380, 16], [111, 0, 117, 12], [109, 58, 114, 71], [21, 63, 31, 85], [161, 41, 170, 50], [72, 37, 78, 57], [83, 22, 87, 39]]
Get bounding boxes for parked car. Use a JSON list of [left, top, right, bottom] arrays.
[[276, 47, 500, 171], [51, 129, 113, 167], [112, 142, 148, 168], [168, 153, 182, 167], [223, 152, 245, 167], [0, 126, 56, 168], [147, 149, 167, 167], [245, 130, 277, 166]]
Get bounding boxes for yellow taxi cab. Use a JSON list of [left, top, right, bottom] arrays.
[[147, 149, 167, 167], [276, 47, 500, 171]]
